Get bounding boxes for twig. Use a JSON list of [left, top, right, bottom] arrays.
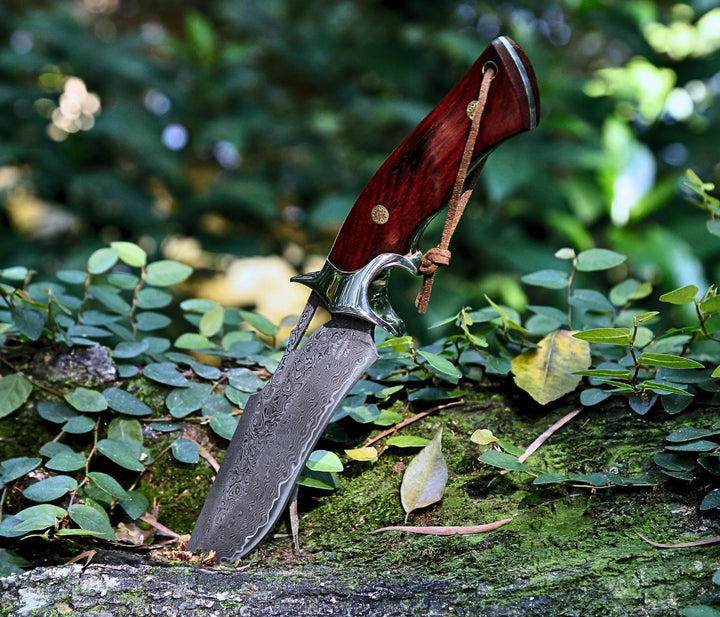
[[140, 514, 182, 538], [363, 400, 464, 448], [372, 515, 515, 536], [518, 406, 583, 464], [193, 439, 220, 473], [636, 532, 720, 548]]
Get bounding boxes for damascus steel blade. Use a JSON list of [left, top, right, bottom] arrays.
[[187, 295, 378, 560]]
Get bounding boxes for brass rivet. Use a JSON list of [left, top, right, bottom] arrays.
[[371, 204, 389, 225], [466, 100, 478, 119]]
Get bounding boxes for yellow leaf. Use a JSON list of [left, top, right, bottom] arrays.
[[470, 429, 497, 446], [400, 428, 448, 515], [345, 446, 379, 462], [510, 330, 591, 405]]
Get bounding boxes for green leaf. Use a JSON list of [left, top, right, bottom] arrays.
[[653, 452, 695, 472], [209, 413, 238, 440], [88, 285, 132, 314], [200, 305, 225, 337], [680, 606, 720, 617], [640, 353, 703, 369], [659, 285, 698, 305], [609, 279, 652, 306], [136, 288, 173, 309], [166, 383, 212, 418], [574, 369, 633, 379], [400, 428, 448, 514], [520, 269, 569, 289], [103, 388, 152, 417], [107, 418, 144, 444], [0, 373, 33, 419], [143, 362, 189, 387], [511, 330, 591, 405], [36, 400, 76, 424], [700, 488, 720, 510], [87, 247, 119, 274], [45, 451, 87, 472], [699, 295, 720, 315], [107, 272, 139, 290], [386, 435, 431, 448], [708, 220, 720, 237], [63, 415, 97, 434], [145, 260, 193, 287], [68, 504, 116, 541], [87, 471, 130, 500], [666, 440, 719, 452], [23, 475, 78, 502], [1, 266, 29, 281], [575, 248, 626, 272], [238, 309, 278, 337], [227, 368, 264, 392], [118, 491, 149, 520], [666, 427, 720, 443], [642, 381, 692, 396], [96, 438, 147, 471], [580, 388, 612, 406], [573, 328, 632, 345], [0, 505, 66, 537], [171, 438, 200, 464], [110, 241, 147, 268], [11, 306, 45, 340], [0, 548, 30, 576], [297, 469, 341, 490], [418, 350, 462, 383], [479, 450, 530, 472], [533, 473, 569, 484], [305, 450, 344, 473], [65, 387, 108, 413], [1, 457, 42, 483], [113, 340, 150, 359], [174, 333, 216, 349], [135, 311, 172, 331]]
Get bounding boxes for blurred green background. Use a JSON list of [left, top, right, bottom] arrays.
[[1, 0, 719, 335]]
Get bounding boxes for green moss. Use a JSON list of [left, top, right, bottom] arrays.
[[291, 386, 720, 610]]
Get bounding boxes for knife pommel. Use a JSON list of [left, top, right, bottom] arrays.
[[326, 36, 539, 274]]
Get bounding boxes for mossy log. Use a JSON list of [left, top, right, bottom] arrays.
[[1, 348, 719, 615]]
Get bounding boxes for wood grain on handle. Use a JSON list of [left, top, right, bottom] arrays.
[[327, 36, 539, 273]]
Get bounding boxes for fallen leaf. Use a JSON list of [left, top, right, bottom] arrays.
[[400, 427, 448, 515], [345, 446, 379, 462], [511, 330, 591, 405], [372, 516, 515, 535], [518, 407, 583, 463], [636, 532, 720, 548]]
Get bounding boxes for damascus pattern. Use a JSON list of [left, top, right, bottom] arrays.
[[187, 302, 378, 560]]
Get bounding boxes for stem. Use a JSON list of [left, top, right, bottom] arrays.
[[128, 266, 146, 342], [628, 323, 640, 391], [695, 300, 720, 343], [363, 400, 464, 448], [0, 355, 65, 398], [566, 262, 576, 328], [76, 272, 93, 323]]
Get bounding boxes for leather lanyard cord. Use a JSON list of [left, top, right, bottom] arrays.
[[415, 63, 496, 314]]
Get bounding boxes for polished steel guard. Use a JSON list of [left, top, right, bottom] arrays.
[[292, 251, 422, 336]]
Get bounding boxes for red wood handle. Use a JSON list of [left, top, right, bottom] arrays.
[[327, 36, 539, 273]]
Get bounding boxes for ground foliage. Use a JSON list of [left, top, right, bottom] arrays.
[[0, 209, 717, 607]]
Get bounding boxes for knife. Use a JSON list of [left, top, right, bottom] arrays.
[[187, 35, 539, 561]]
